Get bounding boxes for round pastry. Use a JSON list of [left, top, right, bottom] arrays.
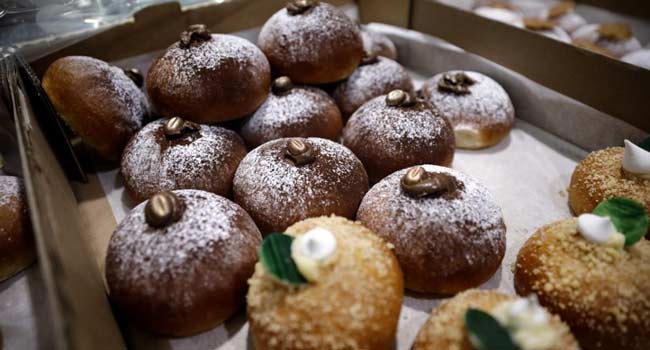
[[258, 0, 363, 84], [331, 54, 413, 118], [247, 215, 403, 350], [359, 25, 398, 60], [42, 56, 148, 160], [474, 6, 524, 28], [413, 289, 579, 350], [120, 117, 247, 203], [622, 49, 650, 70], [233, 137, 368, 233], [0, 176, 35, 281], [546, 1, 586, 33], [514, 217, 650, 350], [420, 71, 515, 149], [240, 77, 343, 148], [147, 24, 271, 124], [105, 190, 262, 336], [569, 140, 650, 216], [572, 23, 642, 57], [342, 90, 455, 183], [523, 18, 571, 43], [357, 165, 506, 294]]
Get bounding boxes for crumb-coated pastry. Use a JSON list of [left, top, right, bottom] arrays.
[[474, 6, 524, 28], [420, 71, 515, 149], [258, 0, 363, 84], [622, 49, 650, 70], [413, 289, 579, 350], [147, 24, 270, 124], [233, 138, 368, 233], [105, 190, 262, 336], [547, 1, 586, 33], [240, 77, 343, 148], [0, 176, 35, 281], [569, 141, 650, 216], [572, 23, 642, 57], [247, 215, 403, 350], [342, 90, 454, 183], [522, 18, 571, 43], [120, 117, 247, 203], [514, 218, 650, 350], [331, 54, 413, 118], [359, 25, 398, 60], [357, 165, 506, 294], [42, 56, 147, 160]]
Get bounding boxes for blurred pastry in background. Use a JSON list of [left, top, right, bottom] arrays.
[[359, 24, 398, 60], [572, 22, 642, 57], [546, 1, 586, 33], [523, 17, 571, 43], [0, 174, 35, 281], [474, 3, 524, 28], [622, 49, 650, 70]]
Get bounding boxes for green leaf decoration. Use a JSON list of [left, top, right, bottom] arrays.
[[638, 137, 650, 152], [259, 233, 307, 285], [593, 197, 648, 247], [465, 308, 520, 350]]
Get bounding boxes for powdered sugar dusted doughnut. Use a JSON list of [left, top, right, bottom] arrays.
[[42, 56, 148, 160], [147, 25, 271, 124], [105, 190, 262, 336], [258, 1, 363, 84], [240, 77, 342, 148], [332, 56, 413, 118], [357, 165, 506, 294], [420, 70, 515, 149], [546, 1, 586, 33], [233, 137, 368, 233], [0, 176, 35, 281], [360, 25, 398, 60], [120, 118, 247, 203], [474, 6, 525, 28], [622, 49, 650, 70], [572, 23, 642, 57]]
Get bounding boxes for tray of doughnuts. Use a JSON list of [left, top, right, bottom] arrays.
[[3, 0, 650, 349]]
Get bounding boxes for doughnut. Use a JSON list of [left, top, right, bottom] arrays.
[[572, 23, 642, 57], [474, 6, 525, 28], [546, 1, 586, 33], [522, 18, 571, 43], [359, 25, 398, 60], [0, 176, 35, 281], [622, 49, 650, 70]]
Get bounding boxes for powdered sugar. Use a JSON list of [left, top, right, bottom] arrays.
[[332, 57, 413, 117], [571, 24, 642, 57], [0, 176, 21, 207], [120, 119, 246, 200], [421, 71, 515, 130], [361, 27, 398, 60]]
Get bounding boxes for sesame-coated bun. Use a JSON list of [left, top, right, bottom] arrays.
[[0, 176, 35, 281], [42, 56, 147, 160], [332, 56, 413, 118], [247, 215, 404, 350], [120, 119, 247, 203], [413, 289, 579, 350], [357, 165, 506, 294], [342, 93, 455, 183], [258, 1, 363, 84], [240, 83, 342, 149], [232, 138, 368, 233], [420, 71, 515, 149], [147, 28, 271, 124], [514, 218, 650, 350], [569, 147, 650, 216], [360, 25, 398, 60], [105, 190, 262, 336]]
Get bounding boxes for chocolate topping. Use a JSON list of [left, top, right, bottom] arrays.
[[179, 24, 211, 48], [271, 76, 294, 94], [548, 1, 574, 19], [144, 191, 185, 227], [598, 23, 633, 42], [123, 68, 144, 88], [437, 72, 476, 95], [163, 117, 200, 138], [287, 0, 318, 15], [523, 18, 556, 31], [286, 138, 315, 166], [401, 166, 454, 198]]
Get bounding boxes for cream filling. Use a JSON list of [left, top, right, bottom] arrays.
[[623, 139, 650, 179], [577, 214, 625, 249], [490, 297, 562, 350], [290, 227, 337, 282]]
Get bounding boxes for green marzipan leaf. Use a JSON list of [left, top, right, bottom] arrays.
[[259, 233, 307, 285], [638, 137, 650, 152], [465, 308, 520, 350], [593, 197, 648, 247]]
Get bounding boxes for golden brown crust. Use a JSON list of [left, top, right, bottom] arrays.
[[146, 34, 271, 124], [569, 147, 650, 216], [0, 176, 35, 281], [514, 218, 650, 350], [413, 289, 579, 350], [247, 216, 403, 350], [42, 56, 147, 160]]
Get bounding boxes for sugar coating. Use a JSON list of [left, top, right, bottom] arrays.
[[422, 71, 515, 131], [474, 7, 525, 28], [553, 12, 587, 33], [332, 57, 413, 116], [358, 165, 505, 268], [0, 176, 21, 208], [106, 190, 260, 308], [360, 27, 397, 60], [515, 218, 650, 348], [120, 119, 245, 199], [622, 49, 650, 70], [572, 24, 642, 57], [241, 86, 340, 146], [258, 2, 360, 64]]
